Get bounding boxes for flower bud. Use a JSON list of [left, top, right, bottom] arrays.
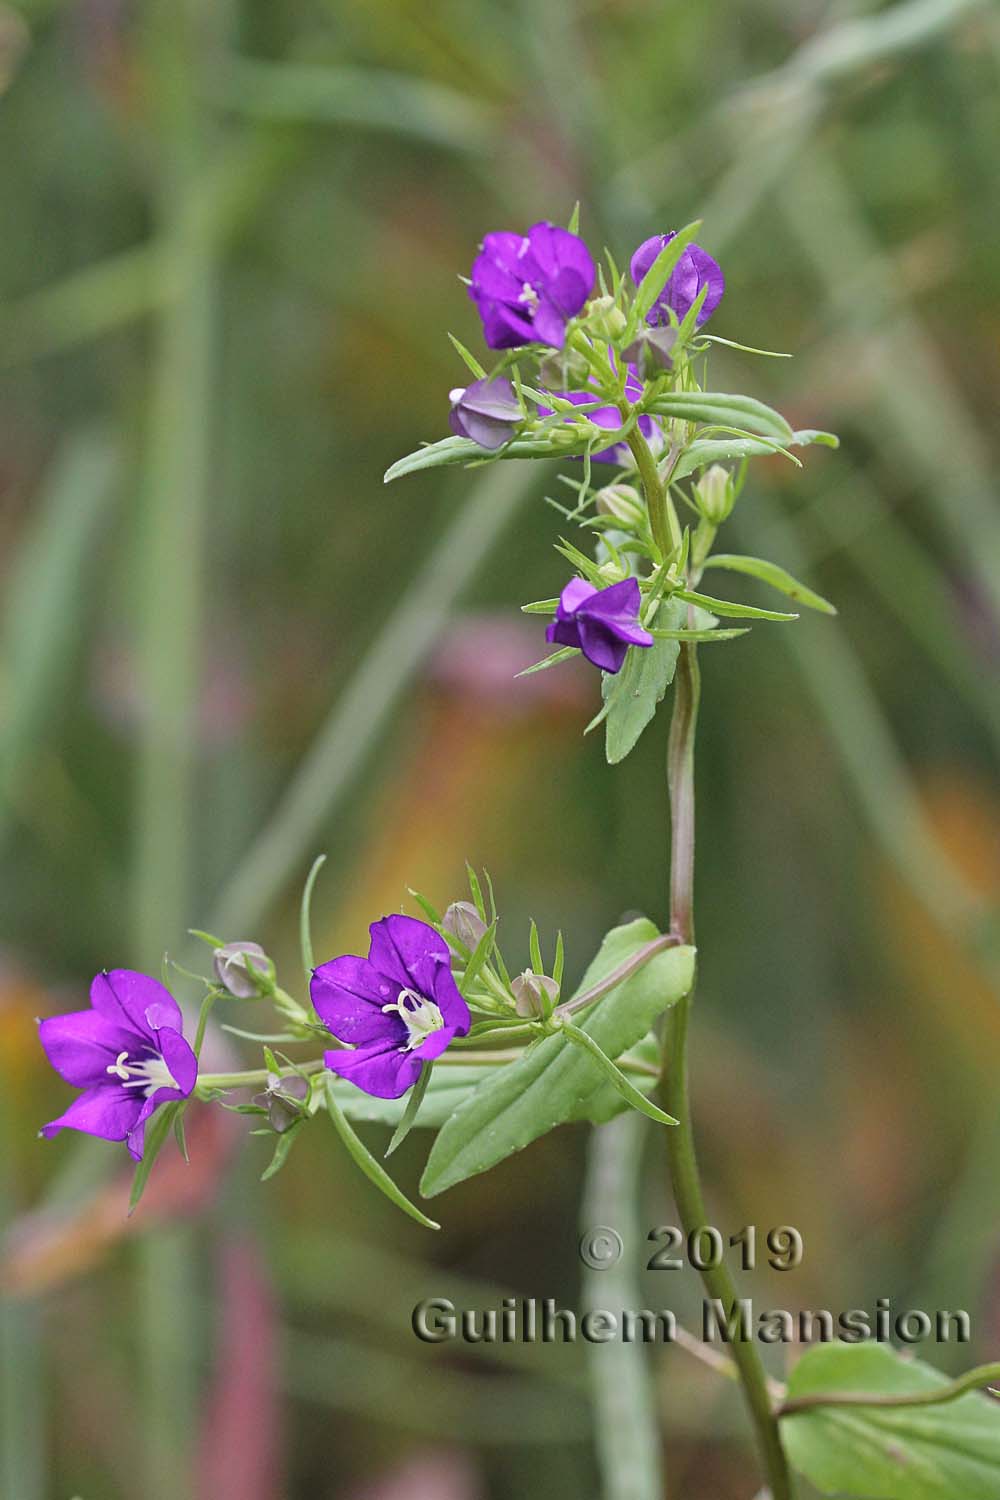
[[213, 941, 274, 999], [511, 970, 559, 1019], [595, 484, 645, 528], [585, 295, 627, 341], [253, 1072, 310, 1133], [448, 377, 521, 451], [623, 324, 677, 377], [442, 901, 488, 950], [693, 464, 735, 524], [596, 560, 628, 585]]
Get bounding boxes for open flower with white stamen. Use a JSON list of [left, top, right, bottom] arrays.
[[38, 969, 198, 1161], [310, 915, 471, 1100]]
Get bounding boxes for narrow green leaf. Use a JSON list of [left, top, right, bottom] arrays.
[[644, 391, 794, 442], [516, 646, 580, 677], [300, 853, 327, 977], [465, 862, 486, 918], [188, 927, 227, 948], [671, 427, 837, 480], [782, 1343, 1000, 1500], [697, 333, 792, 358], [559, 1021, 677, 1125], [704, 554, 837, 615], [673, 588, 797, 622], [567, 201, 580, 235], [447, 333, 486, 380], [459, 919, 498, 992], [385, 1062, 433, 1157], [172, 1109, 189, 1163], [520, 598, 559, 615], [420, 920, 695, 1197], [630, 221, 701, 326], [650, 627, 750, 642], [529, 919, 544, 976], [324, 1076, 439, 1229], [261, 1121, 304, 1181]]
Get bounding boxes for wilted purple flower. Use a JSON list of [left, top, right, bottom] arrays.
[[448, 377, 521, 450], [441, 900, 488, 949], [631, 232, 724, 329], [38, 969, 198, 1161], [546, 577, 654, 674], [311, 915, 471, 1099], [541, 363, 661, 465], [253, 1071, 310, 1133], [470, 222, 595, 350]]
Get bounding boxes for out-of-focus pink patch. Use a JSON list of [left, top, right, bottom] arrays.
[[197, 1239, 281, 1500], [347, 1452, 484, 1500], [430, 614, 591, 713]]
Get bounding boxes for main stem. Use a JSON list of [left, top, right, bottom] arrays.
[[659, 642, 793, 1500]]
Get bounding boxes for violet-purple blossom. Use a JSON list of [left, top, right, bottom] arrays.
[[470, 222, 595, 350], [546, 577, 654, 674], [38, 969, 198, 1161], [449, 377, 521, 450], [311, 914, 471, 1099], [631, 232, 724, 329], [541, 363, 661, 465]]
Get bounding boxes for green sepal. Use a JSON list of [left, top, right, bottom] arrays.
[[261, 1120, 305, 1181], [558, 1020, 676, 1125], [384, 1062, 433, 1158], [323, 1075, 439, 1229], [128, 1101, 183, 1215]]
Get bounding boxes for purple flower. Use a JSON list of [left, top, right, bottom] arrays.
[[630, 232, 724, 329], [311, 915, 471, 1099], [448, 377, 521, 450], [470, 222, 595, 350], [546, 577, 654, 674], [541, 363, 661, 465], [38, 970, 198, 1161]]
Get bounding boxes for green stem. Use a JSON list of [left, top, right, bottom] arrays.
[[195, 1047, 658, 1095], [659, 642, 794, 1500], [625, 424, 682, 562], [778, 1361, 1000, 1418]]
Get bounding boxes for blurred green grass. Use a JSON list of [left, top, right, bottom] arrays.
[[1, 0, 998, 1496]]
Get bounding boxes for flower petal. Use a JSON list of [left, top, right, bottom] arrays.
[[40, 1084, 144, 1144], [38, 1009, 132, 1087], [324, 1042, 422, 1100], [556, 577, 598, 618], [311, 956, 408, 1048], [367, 914, 452, 1002], [90, 969, 182, 1040], [156, 1027, 198, 1098], [575, 618, 632, 674]]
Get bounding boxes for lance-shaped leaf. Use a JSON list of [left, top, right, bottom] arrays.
[[420, 919, 695, 1197], [782, 1343, 1000, 1500], [602, 599, 723, 763], [672, 428, 838, 480], [703, 554, 836, 614], [645, 391, 793, 443], [385, 431, 593, 482]]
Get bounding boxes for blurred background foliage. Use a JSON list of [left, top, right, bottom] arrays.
[[0, 0, 998, 1496]]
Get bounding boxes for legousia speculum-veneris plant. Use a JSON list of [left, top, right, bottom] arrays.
[[38, 212, 1000, 1500]]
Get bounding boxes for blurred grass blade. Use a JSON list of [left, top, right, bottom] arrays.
[[217, 58, 497, 152], [0, 428, 118, 835], [210, 461, 536, 934]]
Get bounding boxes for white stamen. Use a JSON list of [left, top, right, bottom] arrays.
[[382, 986, 446, 1051], [105, 1049, 180, 1096], [518, 281, 539, 312]]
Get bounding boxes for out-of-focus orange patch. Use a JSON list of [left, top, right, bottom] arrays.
[[2, 1104, 239, 1299], [880, 767, 1000, 1058]]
